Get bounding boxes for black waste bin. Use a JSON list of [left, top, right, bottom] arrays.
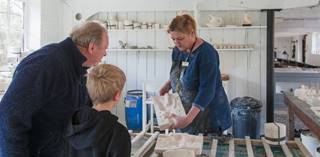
[[231, 96, 262, 139]]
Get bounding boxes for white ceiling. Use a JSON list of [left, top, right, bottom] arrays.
[[275, 2, 320, 37], [276, 4, 320, 21]]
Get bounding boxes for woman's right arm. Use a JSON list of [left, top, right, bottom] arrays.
[[159, 80, 171, 96]]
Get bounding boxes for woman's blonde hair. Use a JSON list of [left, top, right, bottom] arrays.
[[69, 20, 107, 48], [167, 14, 196, 34], [86, 64, 126, 105]]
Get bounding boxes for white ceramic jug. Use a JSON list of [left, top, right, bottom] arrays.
[[206, 15, 223, 27]]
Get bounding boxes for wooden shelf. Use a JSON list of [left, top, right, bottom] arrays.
[[108, 48, 253, 52], [217, 48, 254, 51], [199, 26, 267, 29], [108, 48, 254, 52], [108, 26, 267, 32], [108, 28, 166, 31], [107, 49, 171, 52]]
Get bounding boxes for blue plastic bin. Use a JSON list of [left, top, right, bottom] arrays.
[[231, 96, 262, 139], [125, 90, 143, 131]]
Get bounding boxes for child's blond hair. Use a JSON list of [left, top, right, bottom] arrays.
[[86, 64, 126, 105]]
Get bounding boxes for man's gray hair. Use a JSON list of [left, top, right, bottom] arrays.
[[70, 20, 107, 48]]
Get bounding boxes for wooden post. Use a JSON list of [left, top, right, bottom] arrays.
[[288, 105, 295, 140], [281, 144, 293, 157], [245, 136, 254, 157], [229, 139, 235, 157], [133, 132, 159, 157], [210, 139, 218, 157], [294, 138, 313, 157], [262, 137, 274, 157]]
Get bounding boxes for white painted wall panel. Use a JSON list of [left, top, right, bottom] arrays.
[[136, 51, 148, 89], [25, 0, 41, 50], [40, 0, 63, 45]]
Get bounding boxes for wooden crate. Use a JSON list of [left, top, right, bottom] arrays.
[[208, 136, 312, 157]]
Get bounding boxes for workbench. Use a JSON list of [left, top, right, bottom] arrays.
[[131, 133, 312, 157]]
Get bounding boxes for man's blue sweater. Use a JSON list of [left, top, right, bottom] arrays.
[[0, 38, 90, 157]]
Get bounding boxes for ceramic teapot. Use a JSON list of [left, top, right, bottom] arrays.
[[206, 15, 223, 27]]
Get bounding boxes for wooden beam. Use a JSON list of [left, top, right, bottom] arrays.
[[229, 139, 235, 157], [210, 139, 218, 157], [245, 136, 255, 157], [294, 138, 313, 157], [262, 137, 274, 157], [131, 129, 147, 145], [281, 144, 293, 157], [266, 9, 275, 123], [133, 132, 159, 157], [288, 105, 295, 140]]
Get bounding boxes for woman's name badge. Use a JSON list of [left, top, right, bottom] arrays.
[[182, 61, 189, 67]]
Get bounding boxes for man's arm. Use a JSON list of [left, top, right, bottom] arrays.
[[0, 64, 46, 157]]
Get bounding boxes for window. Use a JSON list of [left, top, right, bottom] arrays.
[[312, 32, 320, 55], [0, 0, 24, 58]]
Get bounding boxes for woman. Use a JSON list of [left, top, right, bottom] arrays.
[[160, 14, 231, 135]]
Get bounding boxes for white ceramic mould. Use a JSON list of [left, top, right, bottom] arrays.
[[152, 93, 186, 130], [154, 133, 203, 155], [163, 149, 196, 157]]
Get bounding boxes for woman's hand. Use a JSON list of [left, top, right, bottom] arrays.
[[168, 114, 191, 129], [159, 80, 171, 96], [169, 106, 201, 129]]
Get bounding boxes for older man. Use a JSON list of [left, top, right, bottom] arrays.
[[0, 21, 108, 157]]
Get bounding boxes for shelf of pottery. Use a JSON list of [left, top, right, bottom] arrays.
[[88, 10, 266, 53]]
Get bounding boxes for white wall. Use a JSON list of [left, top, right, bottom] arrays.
[[24, 0, 41, 51], [29, 0, 320, 47], [30, 0, 272, 128], [25, 0, 65, 48], [40, 0, 64, 45], [274, 35, 305, 62], [274, 37, 293, 60], [292, 35, 304, 62], [275, 6, 320, 46], [96, 10, 267, 126]]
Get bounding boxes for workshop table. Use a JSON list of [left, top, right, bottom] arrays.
[[284, 92, 320, 140], [131, 134, 312, 157]]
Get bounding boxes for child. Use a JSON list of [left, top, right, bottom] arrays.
[[65, 64, 131, 157]]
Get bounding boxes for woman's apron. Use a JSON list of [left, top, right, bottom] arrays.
[[169, 58, 217, 135]]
